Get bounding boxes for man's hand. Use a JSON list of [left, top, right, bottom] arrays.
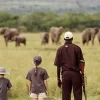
[[57, 79, 62, 88], [81, 73, 85, 86]]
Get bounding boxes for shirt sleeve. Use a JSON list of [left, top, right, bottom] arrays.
[[54, 48, 61, 67], [7, 79, 12, 89], [43, 69, 49, 80], [26, 71, 31, 81], [77, 47, 85, 63]]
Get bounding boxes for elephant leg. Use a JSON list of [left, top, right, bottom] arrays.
[[91, 32, 96, 45], [41, 41, 44, 45], [86, 36, 90, 45], [82, 40, 86, 45], [51, 38, 54, 44], [46, 39, 49, 44], [16, 41, 19, 46], [91, 36, 95, 45], [99, 40, 100, 44], [91, 39, 94, 45], [24, 39, 26, 46], [18, 42, 20, 46], [55, 36, 60, 45], [15, 41, 18, 47], [4, 37, 9, 47], [24, 40, 26, 46], [86, 41, 89, 45], [41, 40, 44, 45], [97, 38, 100, 45], [45, 38, 48, 44]]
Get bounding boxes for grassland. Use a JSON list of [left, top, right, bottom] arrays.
[[0, 33, 100, 100]]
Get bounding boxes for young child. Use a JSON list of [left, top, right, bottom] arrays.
[[26, 56, 49, 100], [0, 67, 12, 100]]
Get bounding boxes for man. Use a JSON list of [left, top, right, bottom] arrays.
[[54, 31, 85, 100]]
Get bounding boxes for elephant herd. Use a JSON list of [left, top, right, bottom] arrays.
[[40, 26, 64, 45], [0, 27, 26, 47], [41, 27, 100, 46], [82, 27, 100, 45], [0, 26, 100, 47], [0, 26, 64, 47]]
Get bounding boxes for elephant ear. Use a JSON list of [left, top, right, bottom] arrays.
[[0, 28, 7, 35], [59, 26, 64, 32], [4, 28, 10, 36], [58, 27, 64, 35], [94, 27, 99, 34]]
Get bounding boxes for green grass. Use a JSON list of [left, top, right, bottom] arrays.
[[0, 33, 100, 100]]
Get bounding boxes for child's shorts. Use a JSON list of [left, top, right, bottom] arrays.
[[30, 92, 47, 99]]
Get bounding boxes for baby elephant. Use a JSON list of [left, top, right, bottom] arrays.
[[13, 36, 26, 47], [40, 32, 49, 45]]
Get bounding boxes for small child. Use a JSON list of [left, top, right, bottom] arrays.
[[26, 56, 49, 100], [0, 67, 12, 100]]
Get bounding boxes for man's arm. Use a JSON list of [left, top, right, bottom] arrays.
[[80, 61, 87, 100], [54, 48, 62, 88], [80, 61, 85, 74], [57, 66, 60, 80], [57, 66, 62, 88], [77, 47, 85, 74]]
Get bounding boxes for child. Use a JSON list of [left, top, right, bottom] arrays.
[[26, 56, 49, 100], [0, 67, 12, 100]]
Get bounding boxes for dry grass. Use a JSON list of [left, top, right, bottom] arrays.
[[0, 33, 100, 100]]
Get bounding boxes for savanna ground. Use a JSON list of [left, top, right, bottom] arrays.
[[0, 32, 100, 100]]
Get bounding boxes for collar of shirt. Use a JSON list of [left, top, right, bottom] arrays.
[[64, 42, 72, 45]]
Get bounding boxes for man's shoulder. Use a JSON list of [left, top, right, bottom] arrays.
[[72, 43, 81, 49], [57, 45, 64, 50]]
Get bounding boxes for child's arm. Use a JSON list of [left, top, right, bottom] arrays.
[[8, 87, 12, 90], [26, 71, 32, 94], [7, 79, 12, 90], [27, 80, 31, 94], [44, 79, 48, 94]]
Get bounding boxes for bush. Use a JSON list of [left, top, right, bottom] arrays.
[[0, 11, 100, 32], [18, 26, 27, 32]]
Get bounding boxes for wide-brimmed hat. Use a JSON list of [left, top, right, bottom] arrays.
[[33, 56, 42, 64], [0, 67, 10, 74]]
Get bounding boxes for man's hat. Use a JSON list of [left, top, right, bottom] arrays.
[[0, 67, 10, 74], [33, 56, 42, 64], [64, 31, 73, 40]]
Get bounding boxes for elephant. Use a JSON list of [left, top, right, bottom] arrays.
[[82, 27, 99, 45], [0, 27, 8, 35], [50, 26, 64, 44], [12, 36, 26, 47], [97, 29, 100, 44], [0, 28, 20, 46], [40, 32, 49, 45]]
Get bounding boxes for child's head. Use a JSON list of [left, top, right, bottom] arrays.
[[33, 56, 42, 66], [0, 67, 10, 78]]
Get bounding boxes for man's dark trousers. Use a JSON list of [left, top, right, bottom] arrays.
[[62, 71, 82, 100]]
